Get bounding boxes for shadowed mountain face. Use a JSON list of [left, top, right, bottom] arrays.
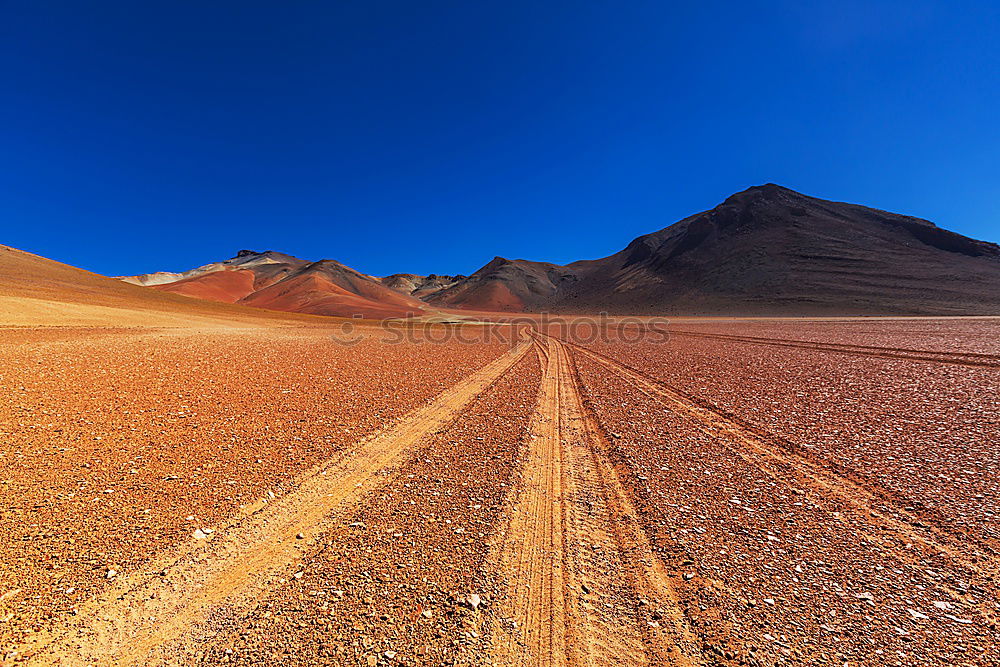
[[427, 184, 1000, 315], [426, 257, 580, 312], [380, 273, 465, 299]]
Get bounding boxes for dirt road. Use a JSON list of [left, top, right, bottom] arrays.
[[484, 335, 701, 666]]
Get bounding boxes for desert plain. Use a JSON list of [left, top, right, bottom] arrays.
[[1, 313, 998, 667]]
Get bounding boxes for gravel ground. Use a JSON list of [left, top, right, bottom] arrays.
[[2, 318, 997, 666], [0, 326, 513, 650]]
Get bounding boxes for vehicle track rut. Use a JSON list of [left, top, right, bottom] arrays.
[[562, 338, 1000, 621], [485, 335, 703, 667], [668, 329, 1000, 368], [16, 337, 532, 666]]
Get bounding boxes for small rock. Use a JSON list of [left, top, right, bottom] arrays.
[[944, 614, 973, 625], [467, 593, 482, 610]]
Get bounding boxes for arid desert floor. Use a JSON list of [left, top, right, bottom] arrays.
[[1, 318, 998, 666]]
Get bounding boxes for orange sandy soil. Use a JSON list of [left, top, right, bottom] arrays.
[[558, 318, 1000, 665], [199, 351, 541, 665], [0, 325, 514, 653], [577, 319, 1000, 544], [1, 315, 998, 666]]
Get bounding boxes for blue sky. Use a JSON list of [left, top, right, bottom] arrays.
[[3, 1, 999, 277]]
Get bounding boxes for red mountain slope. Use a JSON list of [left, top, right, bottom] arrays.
[[122, 251, 426, 318]]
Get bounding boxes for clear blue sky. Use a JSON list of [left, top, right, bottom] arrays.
[[3, 1, 999, 277]]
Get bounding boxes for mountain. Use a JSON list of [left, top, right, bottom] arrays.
[[120, 250, 427, 319], [426, 184, 1000, 315], [0, 245, 315, 327], [113, 185, 1000, 317], [379, 273, 465, 299], [120, 249, 307, 287], [425, 257, 579, 312]]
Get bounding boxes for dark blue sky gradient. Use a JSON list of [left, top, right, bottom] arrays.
[[3, 1, 999, 277]]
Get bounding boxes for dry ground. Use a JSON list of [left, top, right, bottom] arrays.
[[1, 318, 998, 666]]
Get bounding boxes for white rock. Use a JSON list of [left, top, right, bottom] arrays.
[[944, 614, 973, 625]]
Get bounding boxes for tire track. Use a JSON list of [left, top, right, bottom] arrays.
[[559, 342, 707, 667], [485, 335, 703, 667], [562, 339, 1000, 615], [667, 329, 1000, 368], [17, 337, 532, 666]]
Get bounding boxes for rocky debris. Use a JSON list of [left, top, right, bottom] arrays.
[[573, 321, 1000, 666], [194, 350, 537, 665], [0, 325, 516, 651], [3, 319, 998, 665]]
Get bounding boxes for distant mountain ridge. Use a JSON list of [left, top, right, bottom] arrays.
[[423, 184, 1000, 315], [117, 185, 1000, 316], [0, 244, 313, 326], [120, 250, 426, 318]]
